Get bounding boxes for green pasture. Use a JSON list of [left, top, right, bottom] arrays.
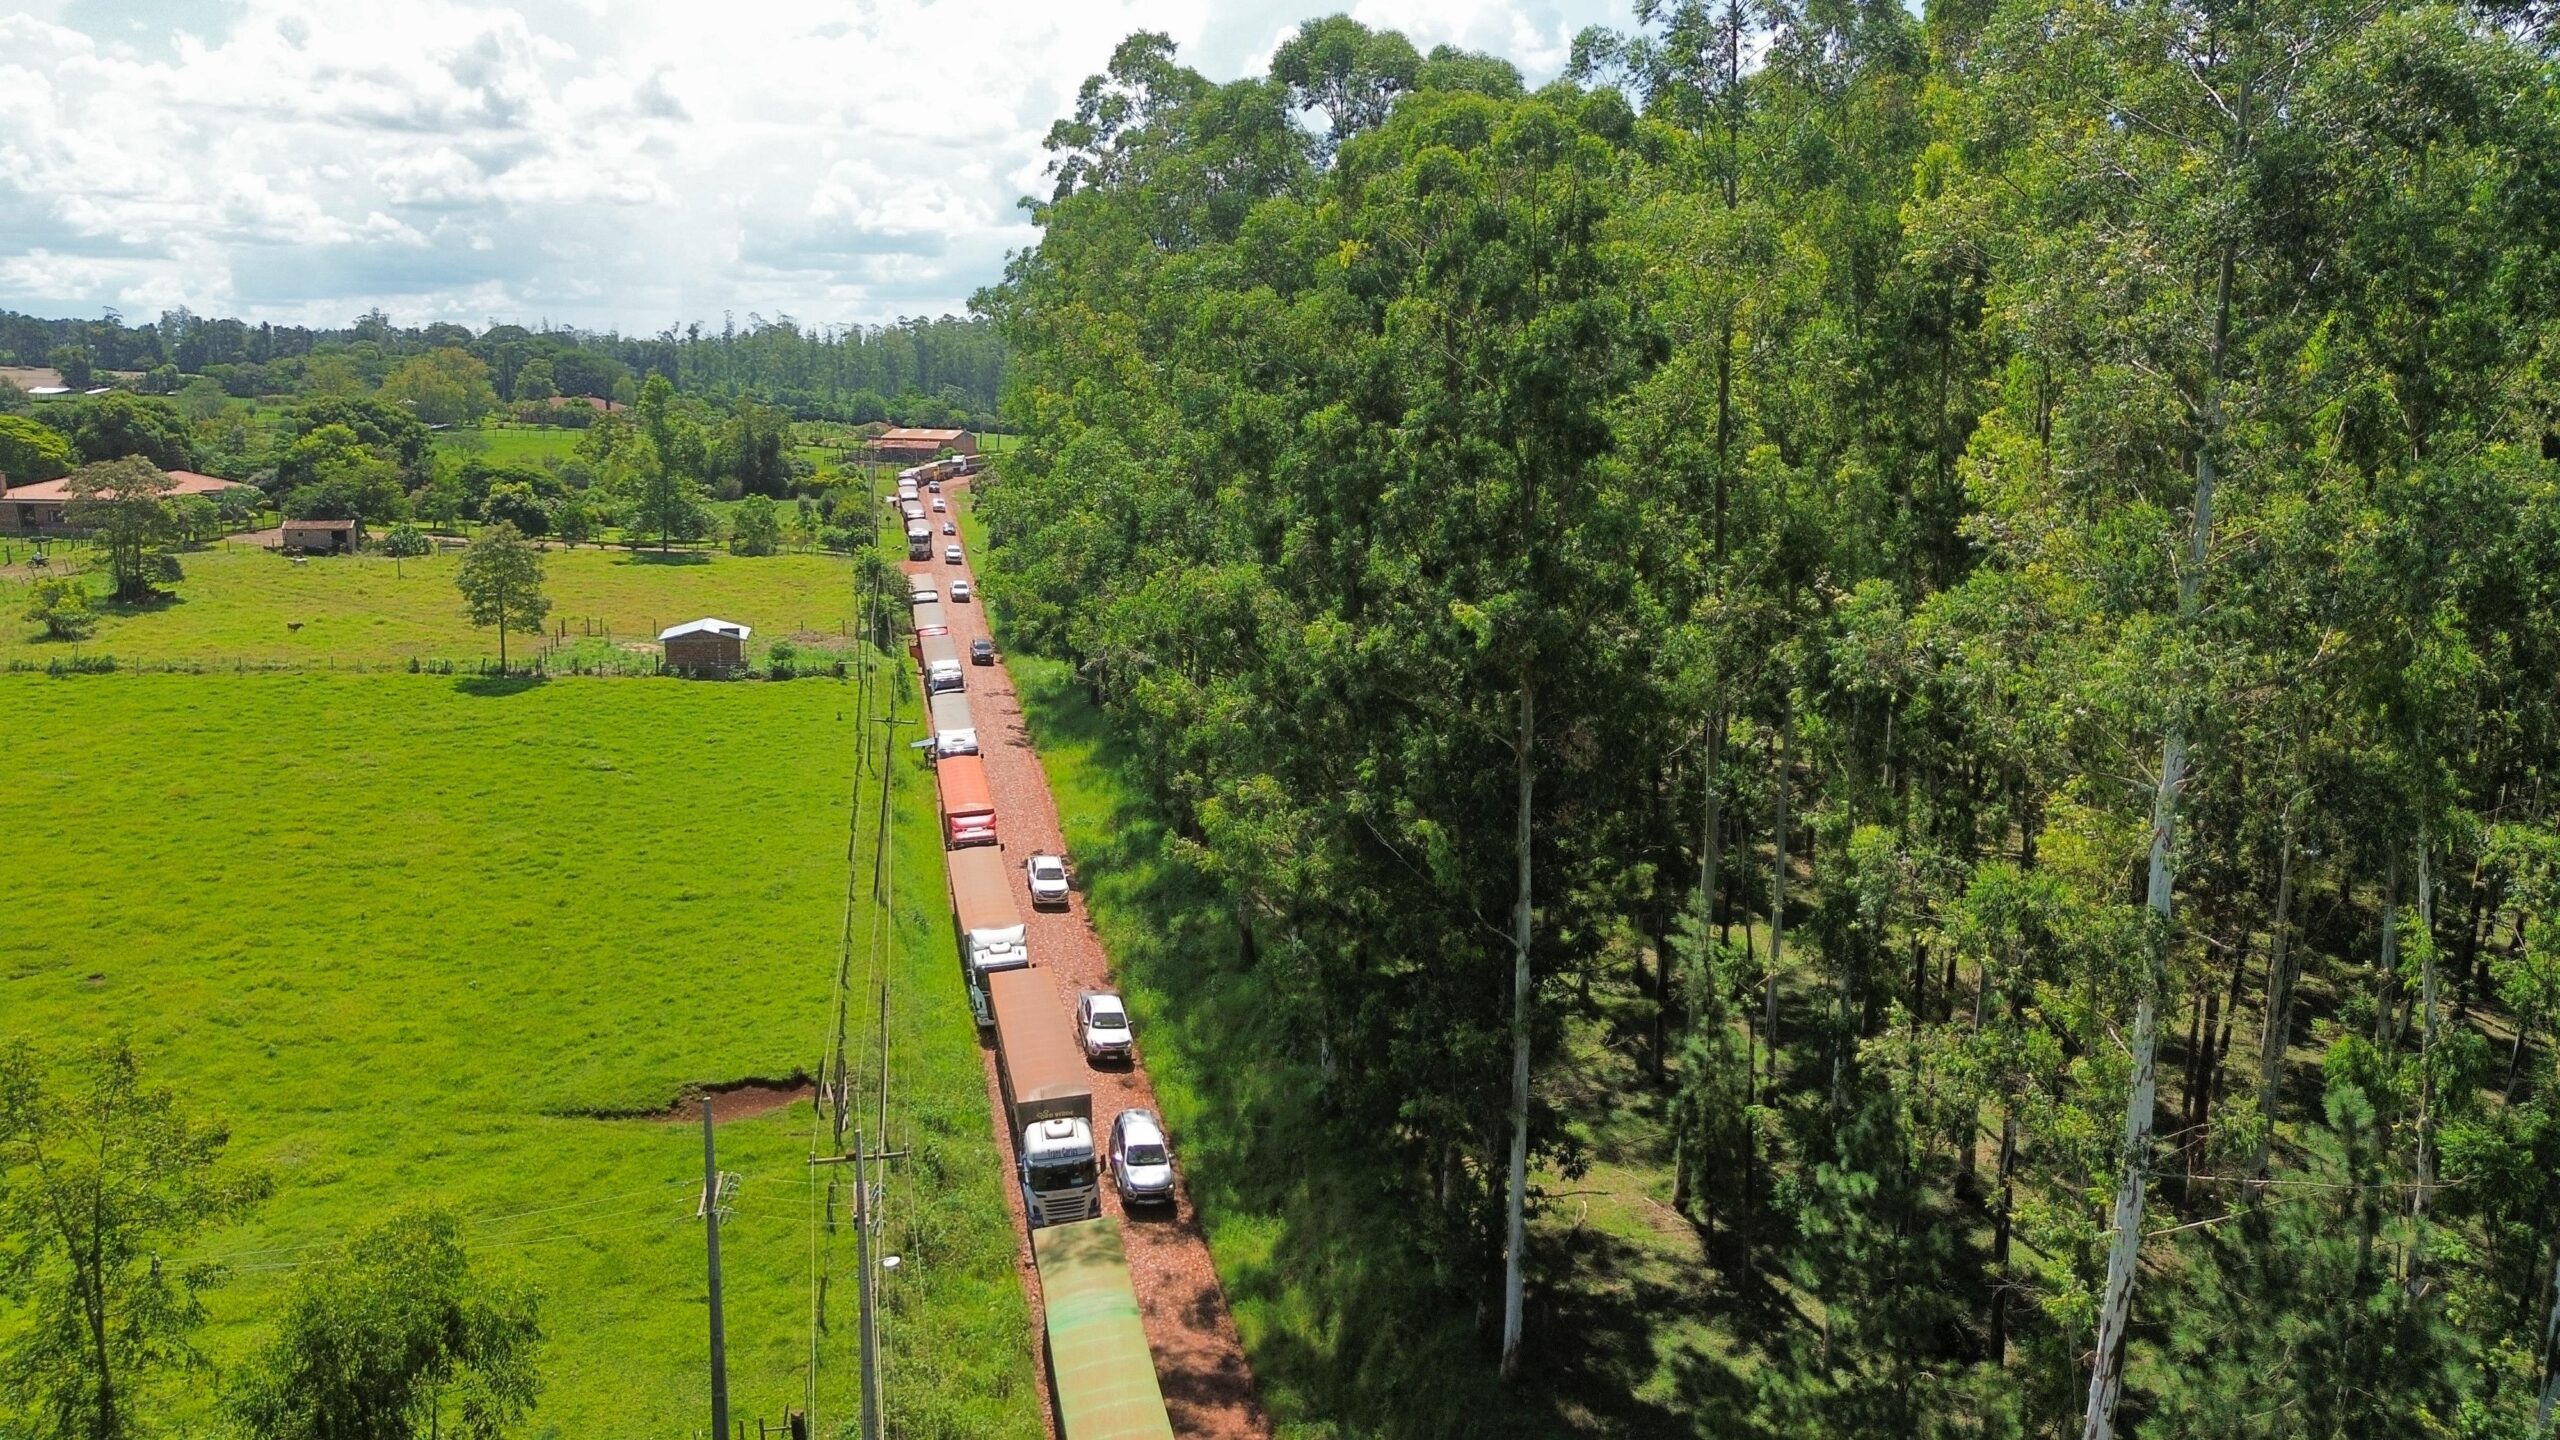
[[436, 425, 587, 467], [0, 672, 1039, 1438], [0, 544, 865, 667]]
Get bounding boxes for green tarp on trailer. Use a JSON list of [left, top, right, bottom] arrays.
[[1032, 1217, 1176, 1440]]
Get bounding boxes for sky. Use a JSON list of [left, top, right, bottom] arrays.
[[0, 0, 1627, 336]]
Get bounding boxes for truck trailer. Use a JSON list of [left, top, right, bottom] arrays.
[[948, 845, 1027, 1024], [1031, 1218, 1177, 1439], [989, 967, 1099, 1226], [936, 753, 997, 847]]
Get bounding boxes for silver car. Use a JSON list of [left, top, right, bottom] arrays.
[[1110, 1108, 1176, 1208], [945, 544, 964, 564], [950, 580, 973, 603]]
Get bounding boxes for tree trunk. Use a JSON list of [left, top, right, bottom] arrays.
[[1991, 1111, 2019, 1365], [2409, 840, 2440, 1290], [2081, 729, 2182, 1440], [2538, 1233, 2560, 1430], [1765, 696, 1789, 1099], [2251, 800, 2302, 1178], [1499, 680, 1536, 1382], [2375, 850, 2406, 1050], [2083, 238, 2233, 1440]]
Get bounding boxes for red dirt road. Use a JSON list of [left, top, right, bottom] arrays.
[[905, 487, 1271, 1440]]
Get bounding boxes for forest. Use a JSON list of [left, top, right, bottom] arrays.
[[0, 306, 1006, 427], [976, 3, 2560, 1436]]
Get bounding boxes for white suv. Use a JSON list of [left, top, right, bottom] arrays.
[[1025, 854, 1070, 909], [1077, 990, 1133, 1065]]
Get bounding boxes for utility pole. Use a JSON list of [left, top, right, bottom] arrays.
[[810, 1135, 906, 1440], [702, 1100, 730, 1440], [853, 1130, 882, 1440]]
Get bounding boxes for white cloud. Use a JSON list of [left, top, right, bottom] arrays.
[[0, 0, 1627, 331]]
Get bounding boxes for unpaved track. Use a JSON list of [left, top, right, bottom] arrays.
[[906, 482, 1271, 1440]]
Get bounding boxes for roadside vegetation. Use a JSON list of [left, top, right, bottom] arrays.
[[976, 8, 2560, 1438]]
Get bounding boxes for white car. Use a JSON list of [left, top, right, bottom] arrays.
[[945, 544, 964, 564], [1110, 1109, 1176, 1209], [932, 498, 948, 512], [950, 580, 973, 603], [1025, 853, 1070, 909], [942, 520, 955, 534], [1078, 989, 1133, 1064]]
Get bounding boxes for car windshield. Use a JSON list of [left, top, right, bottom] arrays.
[[1090, 1004, 1127, 1029], [1126, 1142, 1167, 1167], [1033, 859, 1062, 879]]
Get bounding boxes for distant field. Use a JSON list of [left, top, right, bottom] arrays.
[[436, 425, 586, 467], [0, 544, 863, 666], [0, 673, 1041, 1437]]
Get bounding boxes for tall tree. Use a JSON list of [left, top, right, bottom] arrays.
[[63, 459, 182, 601], [0, 1037, 270, 1440], [455, 522, 550, 672]]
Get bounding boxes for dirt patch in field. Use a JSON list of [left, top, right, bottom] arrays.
[[574, 1075, 817, 1123]]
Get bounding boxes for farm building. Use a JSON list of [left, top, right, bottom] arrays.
[[281, 517, 362, 554], [659, 618, 751, 675], [0, 470, 254, 536], [866, 427, 977, 462]]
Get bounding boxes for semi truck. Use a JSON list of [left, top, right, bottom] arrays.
[[907, 521, 932, 559], [936, 753, 997, 847], [1031, 1217, 1177, 1438], [930, 690, 978, 757], [948, 845, 1027, 1025], [989, 967, 1100, 1226], [920, 633, 964, 694]]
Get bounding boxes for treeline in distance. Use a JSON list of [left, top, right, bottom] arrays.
[[0, 305, 1005, 429]]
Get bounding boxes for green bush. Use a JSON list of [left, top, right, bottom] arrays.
[[23, 576, 96, 640]]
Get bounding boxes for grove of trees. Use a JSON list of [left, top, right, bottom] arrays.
[[0, 307, 1006, 430], [980, 6, 2560, 1436]]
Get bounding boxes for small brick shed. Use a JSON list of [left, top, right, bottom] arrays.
[[659, 618, 751, 675]]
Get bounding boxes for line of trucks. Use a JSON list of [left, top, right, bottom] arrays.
[[899, 456, 980, 559], [905, 475, 1175, 1440]]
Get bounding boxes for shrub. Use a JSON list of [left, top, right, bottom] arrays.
[[24, 576, 96, 640]]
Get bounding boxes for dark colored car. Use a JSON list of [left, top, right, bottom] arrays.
[[971, 638, 996, 665]]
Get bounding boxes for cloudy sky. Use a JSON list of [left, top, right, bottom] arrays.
[[0, 0, 1625, 335]]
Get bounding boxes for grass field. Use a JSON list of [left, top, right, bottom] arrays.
[[435, 426, 587, 467], [0, 671, 1040, 1438], [0, 545, 866, 667]]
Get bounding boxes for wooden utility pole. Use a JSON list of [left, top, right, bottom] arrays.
[[854, 1131, 883, 1440], [811, 1136, 906, 1440], [702, 1100, 731, 1440]]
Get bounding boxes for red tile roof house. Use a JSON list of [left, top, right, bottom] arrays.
[[864, 427, 978, 462], [0, 470, 255, 536]]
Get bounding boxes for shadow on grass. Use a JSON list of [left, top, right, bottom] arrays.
[[617, 548, 714, 566], [454, 674, 546, 697], [96, 589, 185, 618], [1009, 654, 1752, 1439]]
